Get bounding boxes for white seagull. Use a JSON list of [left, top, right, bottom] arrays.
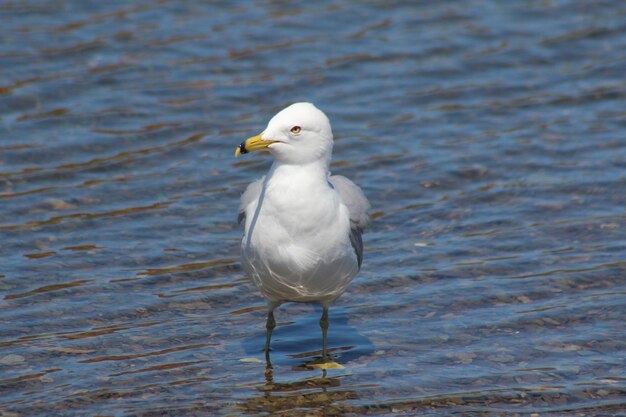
[[235, 102, 370, 365]]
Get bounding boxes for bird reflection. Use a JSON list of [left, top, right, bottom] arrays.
[[237, 305, 371, 414], [239, 364, 358, 415]]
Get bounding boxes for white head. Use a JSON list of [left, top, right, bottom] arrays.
[[235, 102, 334, 165]]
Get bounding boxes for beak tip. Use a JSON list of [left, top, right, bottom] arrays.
[[234, 143, 247, 157]]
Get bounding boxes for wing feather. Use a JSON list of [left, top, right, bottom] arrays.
[[329, 175, 370, 267], [237, 177, 264, 224]]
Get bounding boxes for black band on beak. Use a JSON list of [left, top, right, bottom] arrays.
[[238, 143, 248, 154]]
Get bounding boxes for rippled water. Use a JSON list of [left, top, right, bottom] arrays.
[[1, 1, 625, 416]]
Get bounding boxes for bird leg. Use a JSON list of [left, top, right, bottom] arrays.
[[320, 306, 329, 361], [265, 308, 276, 365]]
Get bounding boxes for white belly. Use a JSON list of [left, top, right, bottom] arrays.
[[241, 181, 358, 305]]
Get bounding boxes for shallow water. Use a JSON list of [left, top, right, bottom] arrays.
[[1, 1, 625, 416]]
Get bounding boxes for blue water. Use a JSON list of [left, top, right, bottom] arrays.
[[1, 1, 625, 415]]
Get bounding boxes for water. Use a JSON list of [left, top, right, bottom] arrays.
[[1, 1, 625, 415]]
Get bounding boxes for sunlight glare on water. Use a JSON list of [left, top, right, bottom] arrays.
[[1, 1, 625, 416]]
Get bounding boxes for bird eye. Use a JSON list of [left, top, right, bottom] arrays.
[[290, 126, 302, 135]]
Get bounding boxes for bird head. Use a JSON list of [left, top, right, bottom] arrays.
[[235, 102, 333, 165]]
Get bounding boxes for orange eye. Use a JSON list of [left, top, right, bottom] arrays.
[[290, 126, 302, 135]]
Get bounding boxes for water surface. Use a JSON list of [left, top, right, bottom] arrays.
[[1, 1, 625, 415]]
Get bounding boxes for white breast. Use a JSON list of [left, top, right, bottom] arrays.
[[241, 165, 358, 304]]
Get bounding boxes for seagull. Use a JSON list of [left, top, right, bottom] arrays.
[[235, 102, 370, 365]]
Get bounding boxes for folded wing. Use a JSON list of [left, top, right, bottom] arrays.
[[237, 177, 264, 224], [329, 175, 370, 267]]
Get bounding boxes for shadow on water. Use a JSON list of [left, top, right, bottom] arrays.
[[241, 304, 374, 368]]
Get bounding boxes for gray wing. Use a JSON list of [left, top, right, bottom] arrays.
[[329, 175, 370, 267], [237, 177, 264, 224]]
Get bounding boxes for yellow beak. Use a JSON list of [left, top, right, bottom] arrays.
[[234, 133, 276, 157]]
